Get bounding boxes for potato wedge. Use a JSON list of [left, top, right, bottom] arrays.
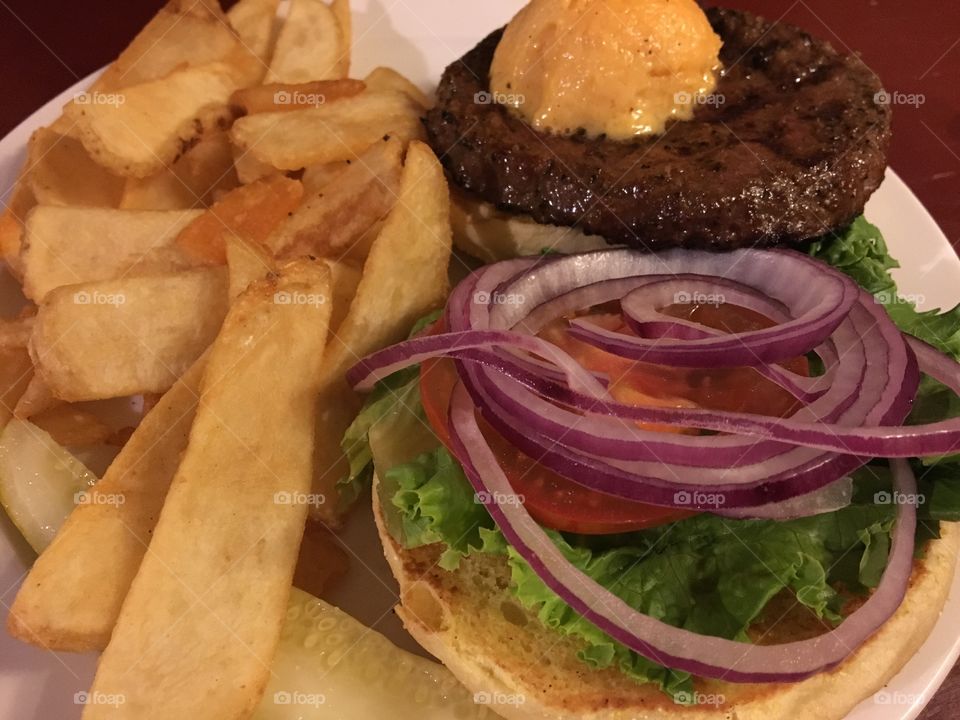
[[21, 207, 203, 301], [119, 132, 239, 210], [268, 135, 403, 260], [363, 66, 431, 108], [330, 0, 352, 77], [310, 141, 451, 522], [84, 259, 332, 719], [94, 0, 249, 92], [227, 0, 281, 66], [325, 258, 362, 333], [176, 175, 303, 265], [25, 127, 124, 207], [230, 91, 423, 170], [30, 269, 228, 401], [230, 79, 365, 115], [233, 151, 279, 184], [266, 0, 344, 83], [226, 236, 277, 300], [300, 159, 351, 195], [7, 357, 206, 652], [66, 62, 247, 178], [12, 376, 58, 419]]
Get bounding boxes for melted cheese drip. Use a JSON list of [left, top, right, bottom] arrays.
[[490, 0, 723, 139]]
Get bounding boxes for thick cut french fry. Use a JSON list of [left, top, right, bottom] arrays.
[[230, 79, 365, 115], [229, 91, 423, 170], [226, 236, 277, 300], [300, 159, 351, 194], [233, 150, 279, 184], [7, 358, 206, 652], [83, 259, 332, 719], [21, 207, 202, 301], [30, 269, 228, 401], [176, 175, 303, 265], [93, 0, 243, 92], [25, 127, 125, 208], [266, 0, 344, 83], [227, 0, 281, 66], [324, 258, 362, 334], [309, 141, 452, 522], [119, 132, 240, 210], [363, 66, 431, 108], [12, 376, 58, 419], [330, 0, 352, 77], [268, 136, 403, 260], [65, 63, 248, 178]]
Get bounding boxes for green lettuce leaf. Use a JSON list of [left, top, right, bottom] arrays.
[[384, 446, 905, 700], [337, 311, 442, 511], [385, 447, 495, 570], [342, 215, 960, 702]]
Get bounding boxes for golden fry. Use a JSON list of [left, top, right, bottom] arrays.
[[30, 269, 228, 401], [175, 175, 304, 266], [230, 79, 365, 115], [229, 91, 423, 171], [268, 136, 403, 260], [84, 260, 332, 719], [309, 141, 452, 522], [8, 358, 206, 651]]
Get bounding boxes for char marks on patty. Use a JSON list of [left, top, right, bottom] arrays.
[[424, 8, 891, 251]]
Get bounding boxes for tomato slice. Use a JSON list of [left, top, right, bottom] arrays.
[[418, 304, 807, 535]]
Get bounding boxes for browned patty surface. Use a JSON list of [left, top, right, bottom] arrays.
[[424, 8, 892, 251]]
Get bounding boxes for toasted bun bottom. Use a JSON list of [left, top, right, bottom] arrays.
[[373, 477, 959, 720]]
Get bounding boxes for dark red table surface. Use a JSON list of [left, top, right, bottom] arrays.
[[0, 1, 958, 718]]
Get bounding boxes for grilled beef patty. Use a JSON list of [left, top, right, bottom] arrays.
[[424, 8, 891, 251]]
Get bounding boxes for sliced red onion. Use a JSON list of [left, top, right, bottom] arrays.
[[448, 382, 917, 683]]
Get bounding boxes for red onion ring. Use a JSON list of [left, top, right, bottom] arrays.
[[348, 248, 957, 682], [448, 381, 917, 683]]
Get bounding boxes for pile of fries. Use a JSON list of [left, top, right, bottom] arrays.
[[0, 0, 455, 717]]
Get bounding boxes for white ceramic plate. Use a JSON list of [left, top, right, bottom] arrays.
[[1, 1, 958, 718]]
